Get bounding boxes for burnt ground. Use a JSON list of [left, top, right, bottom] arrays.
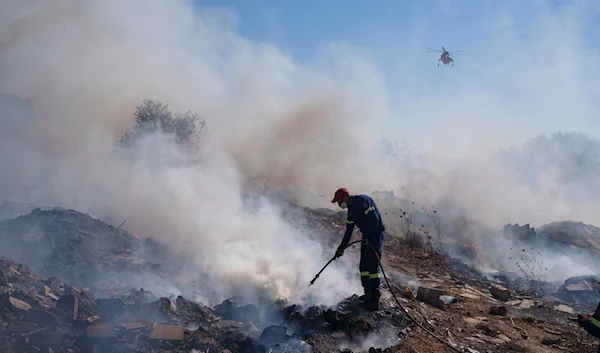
[[377, 242, 600, 353], [0, 202, 599, 352]]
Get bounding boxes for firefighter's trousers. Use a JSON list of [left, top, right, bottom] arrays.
[[359, 231, 384, 294], [584, 319, 600, 352]]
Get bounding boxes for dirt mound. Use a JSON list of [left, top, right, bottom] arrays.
[[537, 221, 600, 255], [0, 207, 180, 298]]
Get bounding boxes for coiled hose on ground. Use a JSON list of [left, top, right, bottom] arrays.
[[306, 239, 460, 352]]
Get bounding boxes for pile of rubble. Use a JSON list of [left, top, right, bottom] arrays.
[[0, 206, 183, 298], [536, 221, 600, 255], [0, 256, 415, 353], [555, 275, 600, 308]]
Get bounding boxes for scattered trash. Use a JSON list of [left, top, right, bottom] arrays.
[[439, 295, 456, 304]]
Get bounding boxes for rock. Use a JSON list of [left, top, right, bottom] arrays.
[[214, 300, 260, 323], [542, 337, 561, 345], [490, 306, 507, 316], [259, 325, 287, 345], [490, 285, 511, 301]]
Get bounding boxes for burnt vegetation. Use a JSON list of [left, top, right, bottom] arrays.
[[509, 247, 548, 297], [115, 99, 209, 157]]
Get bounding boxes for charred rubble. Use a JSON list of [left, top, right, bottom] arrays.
[[0, 258, 410, 353], [0, 206, 183, 299], [0, 205, 410, 352], [554, 275, 600, 309]]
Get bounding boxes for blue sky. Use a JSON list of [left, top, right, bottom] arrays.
[[191, 0, 600, 157]]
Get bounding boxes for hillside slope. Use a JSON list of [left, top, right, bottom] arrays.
[[0, 202, 598, 352]]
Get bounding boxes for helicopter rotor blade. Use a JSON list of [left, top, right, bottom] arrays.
[[422, 47, 443, 53], [448, 50, 467, 54]]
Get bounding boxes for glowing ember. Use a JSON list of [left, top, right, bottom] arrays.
[[462, 243, 480, 251], [461, 243, 480, 258]]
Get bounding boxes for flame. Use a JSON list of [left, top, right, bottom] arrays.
[[131, 231, 141, 240], [108, 287, 119, 296], [461, 243, 481, 259], [462, 243, 480, 251]]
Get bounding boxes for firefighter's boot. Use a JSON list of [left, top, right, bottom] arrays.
[[365, 290, 381, 311], [358, 289, 372, 307]]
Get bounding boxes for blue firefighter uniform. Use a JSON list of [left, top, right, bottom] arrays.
[[580, 302, 600, 352], [337, 194, 386, 307]]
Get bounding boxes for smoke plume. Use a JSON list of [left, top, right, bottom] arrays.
[[0, 0, 397, 306], [1, 0, 600, 306]]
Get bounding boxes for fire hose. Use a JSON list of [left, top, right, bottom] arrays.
[[306, 239, 460, 352]]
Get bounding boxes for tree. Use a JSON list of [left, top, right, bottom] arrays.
[[115, 99, 208, 155]]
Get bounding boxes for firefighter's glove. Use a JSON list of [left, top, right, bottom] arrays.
[[335, 247, 344, 259], [578, 314, 591, 327]]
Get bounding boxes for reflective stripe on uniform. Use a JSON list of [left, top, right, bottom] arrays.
[[360, 271, 370, 277], [590, 317, 600, 329], [369, 272, 381, 279], [364, 206, 375, 215], [347, 220, 354, 224]]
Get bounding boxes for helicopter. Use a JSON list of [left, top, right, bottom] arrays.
[[423, 47, 467, 67]]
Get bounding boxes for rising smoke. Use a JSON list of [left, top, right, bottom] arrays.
[[1, 0, 600, 307], [0, 0, 394, 306]]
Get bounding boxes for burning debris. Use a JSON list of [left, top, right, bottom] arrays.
[[458, 243, 480, 260], [0, 257, 416, 353]]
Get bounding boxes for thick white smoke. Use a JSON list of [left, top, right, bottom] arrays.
[[2, 0, 600, 306], [0, 0, 404, 306]]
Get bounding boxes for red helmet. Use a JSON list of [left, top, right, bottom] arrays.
[[331, 188, 349, 203]]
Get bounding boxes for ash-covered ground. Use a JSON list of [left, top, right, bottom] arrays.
[[1, 200, 600, 353]]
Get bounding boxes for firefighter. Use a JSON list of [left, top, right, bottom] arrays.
[[578, 283, 600, 352], [331, 188, 385, 311]]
